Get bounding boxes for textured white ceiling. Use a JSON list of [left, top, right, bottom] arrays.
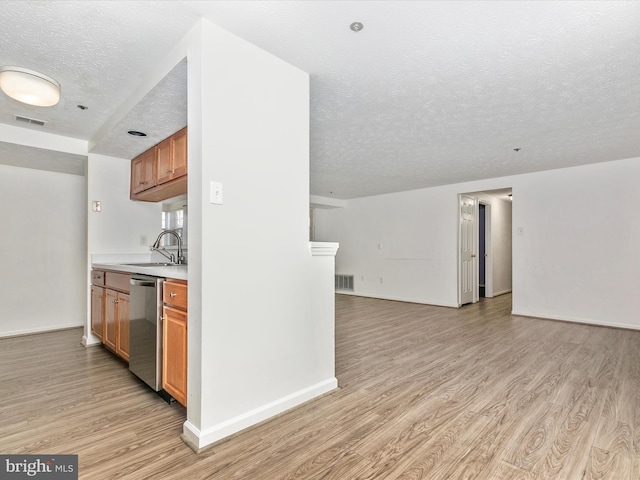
[[1, 1, 639, 199], [91, 59, 188, 159]]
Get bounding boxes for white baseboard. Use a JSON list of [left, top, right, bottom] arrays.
[[0, 323, 83, 339], [511, 310, 640, 331], [183, 377, 338, 450], [82, 333, 102, 347], [492, 289, 512, 297], [337, 291, 458, 308]]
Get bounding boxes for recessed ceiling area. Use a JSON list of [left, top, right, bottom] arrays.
[[0, 1, 639, 198], [90, 59, 188, 160]]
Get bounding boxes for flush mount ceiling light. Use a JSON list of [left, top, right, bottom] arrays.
[[350, 22, 364, 32], [0, 66, 60, 107]]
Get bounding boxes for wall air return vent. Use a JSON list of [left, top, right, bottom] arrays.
[[15, 115, 46, 126], [335, 274, 354, 292]]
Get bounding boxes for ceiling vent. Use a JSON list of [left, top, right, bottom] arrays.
[[15, 115, 46, 126]]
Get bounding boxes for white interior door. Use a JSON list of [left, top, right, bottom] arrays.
[[459, 194, 477, 305]]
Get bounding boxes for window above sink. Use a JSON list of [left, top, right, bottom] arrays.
[[161, 200, 187, 248]]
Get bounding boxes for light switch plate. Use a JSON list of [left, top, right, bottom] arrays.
[[210, 181, 223, 205]]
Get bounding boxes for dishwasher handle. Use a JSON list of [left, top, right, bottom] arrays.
[[130, 278, 156, 287]]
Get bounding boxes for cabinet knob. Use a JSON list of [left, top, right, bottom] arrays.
[[170, 292, 177, 297], [166, 169, 173, 174]]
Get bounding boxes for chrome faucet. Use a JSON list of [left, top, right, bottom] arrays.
[[150, 230, 185, 264]]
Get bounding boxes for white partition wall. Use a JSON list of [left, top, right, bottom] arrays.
[[184, 20, 337, 449]]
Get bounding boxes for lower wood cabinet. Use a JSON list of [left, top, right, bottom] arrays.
[[163, 279, 187, 406], [105, 289, 130, 362], [118, 293, 130, 362], [163, 305, 187, 406], [90, 285, 104, 342], [92, 269, 130, 363]]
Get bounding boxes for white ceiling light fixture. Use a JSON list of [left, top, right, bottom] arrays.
[[0, 66, 61, 107]]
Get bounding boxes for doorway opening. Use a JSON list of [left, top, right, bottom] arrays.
[[458, 188, 512, 306]]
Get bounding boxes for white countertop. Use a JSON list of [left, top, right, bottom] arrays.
[[92, 262, 188, 280], [91, 253, 188, 280]]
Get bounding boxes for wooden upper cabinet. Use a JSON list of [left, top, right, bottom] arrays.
[[130, 127, 187, 202], [156, 136, 173, 185], [171, 127, 188, 178], [157, 127, 188, 185], [131, 148, 156, 195]]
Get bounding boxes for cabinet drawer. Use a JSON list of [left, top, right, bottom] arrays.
[[91, 270, 105, 286], [105, 272, 130, 293], [164, 280, 187, 310]]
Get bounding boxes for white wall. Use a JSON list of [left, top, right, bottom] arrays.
[[0, 164, 86, 337], [86, 153, 161, 255], [84, 153, 162, 344], [490, 197, 512, 296], [315, 187, 461, 306], [511, 158, 639, 328], [315, 157, 640, 329], [184, 20, 336, 449]]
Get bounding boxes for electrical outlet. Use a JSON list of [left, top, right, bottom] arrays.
[[92, 201, 101, 212]]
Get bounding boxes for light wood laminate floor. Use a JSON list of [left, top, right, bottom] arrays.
[[1, 294, 639, 479]]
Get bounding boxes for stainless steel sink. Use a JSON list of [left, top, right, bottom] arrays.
[[122, 262, 178, 267]]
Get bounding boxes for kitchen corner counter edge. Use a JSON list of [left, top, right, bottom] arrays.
[[92, 262, 188, 280]]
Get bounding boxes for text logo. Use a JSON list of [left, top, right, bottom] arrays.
[[1, 455, 78, 479]]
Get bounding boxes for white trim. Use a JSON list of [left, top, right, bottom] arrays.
[[492, 289, 512, 297], [309, 195, 347, 209], [0, 323, 82, 339], [182, 421, 202, 451], [82, 333, 102, 347], [309, 242, 339, 256], [511, 310, 640, 331], [182, 377, 338, 450], [337, 291, 459, 309]]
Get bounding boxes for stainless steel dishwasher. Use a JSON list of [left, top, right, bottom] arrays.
[[129, 274, 165, 393]]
